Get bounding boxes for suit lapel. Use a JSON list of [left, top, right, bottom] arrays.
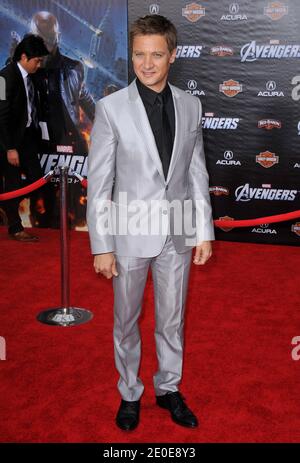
[[166, 85, 185, 183]]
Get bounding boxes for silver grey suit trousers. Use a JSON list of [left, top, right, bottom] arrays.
[[113, 235, 192, 401]]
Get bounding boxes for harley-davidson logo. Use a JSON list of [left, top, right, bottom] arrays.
[[258, 119, 282, 130], [218, 216, 234, 232], [292, 223, 300, 236], [182, 3, 205, 22], [264, 2, 288, 21], [209, 186, 230, 196], [256, 150, 279, 168], [219, 79, 243, 97], [210, 46, 234, 56]]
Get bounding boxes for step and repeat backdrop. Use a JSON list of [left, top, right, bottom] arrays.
[[1, 1, 299, 245], [128, 0, 300, 245], [0, 0, 127, 230]]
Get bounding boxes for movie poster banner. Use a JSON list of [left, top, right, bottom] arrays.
[[128, 0, 300, 245], [0, 0, 128, 229]]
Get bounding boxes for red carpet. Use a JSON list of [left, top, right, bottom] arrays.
[[1, 227, 300, 443]]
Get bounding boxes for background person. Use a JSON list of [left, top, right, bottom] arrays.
[[0, 34, 49, 241]]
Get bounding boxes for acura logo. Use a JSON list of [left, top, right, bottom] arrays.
[[187, 80, 197, 90], [224, 150, 234, 160], [229, 3, 239, 14], [266, 80, 276, 91], [149, 4, 159, 14]]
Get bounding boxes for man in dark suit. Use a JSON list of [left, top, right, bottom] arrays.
[[0, 34, 49, 241]]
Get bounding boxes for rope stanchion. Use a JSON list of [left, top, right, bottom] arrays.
[[37, 166, 93, 327], [214, 210, 300, 228], [0, 171, 54, 201]]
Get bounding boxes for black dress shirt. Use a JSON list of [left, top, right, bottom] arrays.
[[136, 79, 175, 178]]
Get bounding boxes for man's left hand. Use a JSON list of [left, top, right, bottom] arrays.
[[193, 241, 212, 265]]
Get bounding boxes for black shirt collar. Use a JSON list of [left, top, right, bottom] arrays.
[[136, 78, 171, 106]]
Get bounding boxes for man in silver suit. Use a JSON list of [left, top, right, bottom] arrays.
[[87, 15, 214, 431]]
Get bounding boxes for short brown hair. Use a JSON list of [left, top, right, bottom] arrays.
[[130, 15, 177, 53], [13, 33, 49, 62]]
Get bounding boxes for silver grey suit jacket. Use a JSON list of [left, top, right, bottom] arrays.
[[87, 79, 214, 257]]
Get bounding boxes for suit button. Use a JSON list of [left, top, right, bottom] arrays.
[[165, 185, 168, 190]]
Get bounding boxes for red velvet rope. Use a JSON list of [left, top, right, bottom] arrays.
[[214, 210, 300, 228], [0, 172, 53, 201], [81, 178, 88, 189]]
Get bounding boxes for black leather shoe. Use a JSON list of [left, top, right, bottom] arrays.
[[10, 230, 39, 242], [116, 399, 140, 431], [156, 391, 198, 428]]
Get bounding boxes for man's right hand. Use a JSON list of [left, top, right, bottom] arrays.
[[7, 149, 19, 166], [94, 252, 119, 279]]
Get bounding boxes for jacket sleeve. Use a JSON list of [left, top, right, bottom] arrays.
[[87, 99, 117, 254], [77, 61, 96, 121], [188, 98, 215, 243]]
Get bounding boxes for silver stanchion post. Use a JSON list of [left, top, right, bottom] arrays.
[[37, 166, 93, 326]]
